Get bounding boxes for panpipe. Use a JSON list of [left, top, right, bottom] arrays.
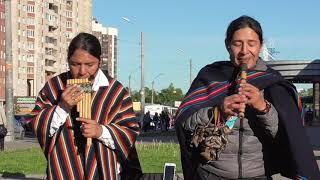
[[238, 64, 247, 119], [67, 78, 93, 147]]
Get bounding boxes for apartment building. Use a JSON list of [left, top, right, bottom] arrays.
[[0, 0, 5, 104], [9, 0, 92, 97], [92, 19, 118, 78]]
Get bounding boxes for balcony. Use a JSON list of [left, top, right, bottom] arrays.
[[44, 66, 56, 74], [48, 3, 59, 14]]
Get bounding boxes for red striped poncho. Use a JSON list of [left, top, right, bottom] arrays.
[[31, 72, 140, 180]]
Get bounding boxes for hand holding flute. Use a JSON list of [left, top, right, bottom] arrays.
[[222, 63, 267, 117], [238, 66, 269, 115], [66, 79, 100, 147]]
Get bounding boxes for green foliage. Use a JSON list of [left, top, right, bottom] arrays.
[[130, 83, 184, 106], [158, 83, 184, 106], [299, 88, 313, 97], [131, 90, 141, 102]]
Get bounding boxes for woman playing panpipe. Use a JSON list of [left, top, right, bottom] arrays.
[[175, 16, 320, 180], [30, 33, 142, 180]]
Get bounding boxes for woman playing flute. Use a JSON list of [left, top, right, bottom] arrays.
[[30, 33, 141, 180], [175, 16, 319, 180]]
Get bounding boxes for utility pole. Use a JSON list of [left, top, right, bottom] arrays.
[[140, 32, 145, 114], [177, 49, 192, 86], [189, 58, 192, 85], [4, 0, 14, 141], [128, 74, 131, 96], [151, 80, 154, 104], [314, 83, 320, 123], [151, 73, 163, 105]]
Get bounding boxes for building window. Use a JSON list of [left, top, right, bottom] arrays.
[[27, 5, 35, 13], [26, 17, 35, 25], [43, 2, 49, 9], [65, 32, 73, 38], [27, 54, 34, 62], [66, 21, 72, 28], [27, 29, 34, 38], [45, 36, 57, 45], [65, 10, 72, 18], [27, 42, 34, 50], [45, 13, 57, 22], [45, 59, 55, 66], [27, 67, 34, 74]]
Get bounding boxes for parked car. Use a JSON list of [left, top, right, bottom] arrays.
[[14, 115, 33, 139]]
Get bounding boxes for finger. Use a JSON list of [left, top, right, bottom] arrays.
[[81, 126, 96, 138], [69, 86, 82, 97], [231, 95, 247, 104], [229, 102, 245, 110], [73, 93, 84, 103], [64, 84, 78, 95], [224, 108, 238, 116], [241, 83, 259, 93], [76, 117, 96, 124]]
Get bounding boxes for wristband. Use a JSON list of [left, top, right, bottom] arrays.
[[256, 100, 271, 115]]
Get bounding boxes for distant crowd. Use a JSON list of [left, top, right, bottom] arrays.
[[141, 111, 174, 132]]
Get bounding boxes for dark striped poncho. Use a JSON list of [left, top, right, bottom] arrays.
[[175, 61, 320, 180], [31, 72, 140, 180]]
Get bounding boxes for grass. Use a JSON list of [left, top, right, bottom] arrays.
[[0, 148, 46, 175], [136, 141, 182, 173], [0, 142, 181, 175]]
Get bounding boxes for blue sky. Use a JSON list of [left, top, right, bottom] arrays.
[[93, 0, 320, 93]]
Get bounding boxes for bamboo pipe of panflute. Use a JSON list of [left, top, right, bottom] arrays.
[[67, 78, 92, 147]]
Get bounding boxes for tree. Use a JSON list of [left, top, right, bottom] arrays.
[[144, 87, 152, 103], [158, 83, 184, 106], [130, 90, 140, 102], [129, 87, 153, 103], [299, 88, 313, 97], [129, 83, 184, 106], [307, 88, 313, 96]]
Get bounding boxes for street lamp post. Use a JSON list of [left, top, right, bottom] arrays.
[[151, 73, 164, 104], [122, 17, 145, 114], [4, 0, 14, 142], [128, 66, 140, 97], [189, 58, 192, 86], [140, 32, 145, 114], [128, 74, 132, 96], [177, 49, 192, 86]]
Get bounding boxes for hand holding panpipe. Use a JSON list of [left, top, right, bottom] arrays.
[[238, 64, 247, 119], [67, 78, 93, 147]]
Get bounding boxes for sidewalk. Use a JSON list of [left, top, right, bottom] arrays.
[[4, 136, 40, 151]]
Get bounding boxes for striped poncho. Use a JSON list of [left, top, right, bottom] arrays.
[[31, 72, 140, 180]]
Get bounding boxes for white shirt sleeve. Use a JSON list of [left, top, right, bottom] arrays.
[[49, 105, 68, 137], [97, 125, 116, 149]]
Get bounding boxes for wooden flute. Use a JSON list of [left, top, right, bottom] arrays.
[[238, 64, 247, 119]]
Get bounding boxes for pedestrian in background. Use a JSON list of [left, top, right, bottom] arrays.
[[0, 105, 7, 151]]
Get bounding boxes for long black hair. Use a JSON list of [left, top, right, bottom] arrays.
[[67, 32, 101, 61], [225, 15, 263, 48]]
